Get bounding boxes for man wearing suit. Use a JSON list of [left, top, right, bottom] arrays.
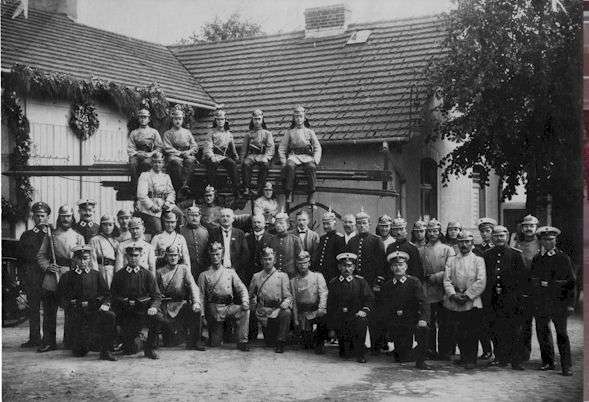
[[209, 208, 250, 282], [291, 210, 319, 257]]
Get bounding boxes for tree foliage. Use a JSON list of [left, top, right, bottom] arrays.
[[426, 0, 582, 260], [178, 13, 263, 44]]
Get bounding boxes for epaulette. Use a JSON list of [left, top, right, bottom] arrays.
[[510, 247, 522, 253], [336, 232, 344, 237], [354, 274, 364, 279]]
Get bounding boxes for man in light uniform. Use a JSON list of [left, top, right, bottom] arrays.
[[162, 107, 199, 191], [115, 217, 156, 277], [127, 108, 163, 185], [241, 109, 275, 195]]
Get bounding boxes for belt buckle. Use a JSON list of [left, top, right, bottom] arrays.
[[342, 307, 348, 313]]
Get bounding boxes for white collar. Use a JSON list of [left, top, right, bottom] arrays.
[[543, 249, 556, 256], [393, 276, 407, 284], [75, 267, 91, 274], [32, 226, 48, 233], [126, 266, 141, 273], [339, 275, 353, 282]]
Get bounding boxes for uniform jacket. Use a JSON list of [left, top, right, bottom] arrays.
[[483, 245, 527, 311], [269, 232, 303, 277], [420, 240, 454, 303], [473, 242, 493, 257], [345, 232, 386, 285], [313, 230, 345, 282], [203, 128, 238, 162], [115, 239, 157, 278], [136, 170, 175, 218], [386, 238, 425, 282], [57, 267, 110, 309], [249, 268, 292, 324], [73, 220, 99, 244], [290, 271, 328, 328], [241, 129, 275, 162], [530, 249, 576, 314], [179, 225, 209, 275], [291, 228, 320, 256], [127, 126, 163, 156], [514, 238, 540, 270], [151, 231, 191, 268], [197, 266, 249, 320], [380, 275, 426, 326], [443, 252, 486, 311], [244, 230, 273, 285], [209, 226, 250, 279], [326, 275, 374, 329], [115, 228, 132, 243], [278, 127, 321, 165], [162, 127, 198, 157], [37, 227, 85, 290], [157, 263, 200, 317], [111, 265, 161, 311], [18, 225, 47, 286], [89, 234, 119, 268]]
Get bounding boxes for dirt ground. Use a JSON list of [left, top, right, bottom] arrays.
[[2, 312, 583, 402]]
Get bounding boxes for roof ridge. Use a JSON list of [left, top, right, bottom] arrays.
[[168, 13, 444, 49]]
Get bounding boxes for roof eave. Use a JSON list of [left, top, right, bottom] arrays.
[[322, 137, 409, 145], [166, 97, 217, 110]]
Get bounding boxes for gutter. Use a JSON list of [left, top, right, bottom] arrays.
[[166, 97, 217, 110]]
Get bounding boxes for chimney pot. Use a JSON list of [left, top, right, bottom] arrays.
[[304, 3, 350, 38]]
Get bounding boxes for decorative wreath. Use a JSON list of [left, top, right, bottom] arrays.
[[69, 102, 100, 141]]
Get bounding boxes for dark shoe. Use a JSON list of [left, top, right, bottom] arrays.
[[193, 343, 206, 351], [464, 363, 476, 370], [487, 360, 506, 367], [539, 363, 555, 371], [238, 342, 250, 352], [314, 344, 325, 355], [21, 340, 42, 348], [562, 368, 572, 376], [145, 349, 159, 360], [275, 342, 284, 354], [37, 344, 56, 353], [437, 354, 452, 361], [356, 356, 367, 363], [416, 362, 432, 370], [113, 342, 124, 353], [511, 364, 525, 371], [100, 351, 117, 361], [479, 352, 493, 360], [454, 359, 466, 366], [370, 349, 380, 356]]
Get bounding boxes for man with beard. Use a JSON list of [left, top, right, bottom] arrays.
[[156, 245, 204, 351], [37, 205, 85, 352], [162, 107, 199, 192], [73, 199, 99, 244], [484, 225, 526, 371], [57, 245, 116, 361], [179, 204, 209, 278], [386, 216, 424, 282], [249, 248, 292, 353], [513, 214, 540, 362], [313, 209, 345, 282], [327, 252, 374, 363], [18, 202, 51, 348], [443, 231, 486, 370], [381, 251, 430, 369], [269, 212, 303, 277]]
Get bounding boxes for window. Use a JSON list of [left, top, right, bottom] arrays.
[[472, 165, 486, 219], [420, 158, 438, 219]]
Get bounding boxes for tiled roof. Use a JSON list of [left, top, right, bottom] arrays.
[[1, 6, 216, 109], [170, 15, 445, 143]]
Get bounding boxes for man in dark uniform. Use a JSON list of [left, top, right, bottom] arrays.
[[312, 209, 345, 282], [386, 216, 424, 282], [473, 217, 496, 360], [18, 201, 51, 348], [484, 225, 527, 370], [380, 251, 430, 370], [73, 199, 99, 244], [57, 245, 116, 361], [531, 226, 576, 376], [345, 210, 386, 287], [245, 213, 274, 286], [199, 185, 223, 231], [179, 204, 209, 278], [111, 244, 163, 359], [327, 252, 374, 363]]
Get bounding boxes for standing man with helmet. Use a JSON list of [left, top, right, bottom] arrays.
[[531, 226, 576, 376], [387, 215, 424, 282], [269, 211, 303, 277], [179, 204, 209, 278], [313, 209, 345, 282], [162, 107, 199, 192], [18, 202, 51, 348], [127, 108, 163, 187], [484, 225, 527, 370], [474, 217, 496, 257], [376, 215, 395, 251]]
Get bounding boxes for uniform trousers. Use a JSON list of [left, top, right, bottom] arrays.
[[336, 314, 368, 359], [242, 158, 269, 192], [205, 304, 249, 346], [426, 302, 452, 358], [388, 323, 428, 364], [116, 308, 163, 354], [41, 290, 59, 347], [129, 154, 153, 187], [299, 317, 329, 349], [160, 304, 203, 347], [69, 307, 116, 356], [479, 307, 494, 355], [450, 308, 481, 364], [535, 307, 571, 369], [23, 275, 43, 343], [369, 308, 389, 352], [260, 309, 291, 346], [521, 299, 533, 361], [281, 161, 317, 194], [489, 302, 523, 366], [167, 155, 196, 190], [205, 158, 240, 191]]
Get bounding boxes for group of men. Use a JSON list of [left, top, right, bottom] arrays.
[[17, 197, 576, 375], [128, 105, 321, 204]]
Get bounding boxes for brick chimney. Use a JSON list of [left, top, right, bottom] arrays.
[[304, 4, 351, 38], [29, 0, 78, 21]]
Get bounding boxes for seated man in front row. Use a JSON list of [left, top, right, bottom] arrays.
[[249, 247, 292, 353], [197, 242, 250, 351], [57, 245, 116, 361], [156, 245, 204, 351], [327, 252, 374, 363], [380, 251, 430, 370], [111, 244, 163, 360]]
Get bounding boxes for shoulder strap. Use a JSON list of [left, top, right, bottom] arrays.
[[255, 270, 276, 298]]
